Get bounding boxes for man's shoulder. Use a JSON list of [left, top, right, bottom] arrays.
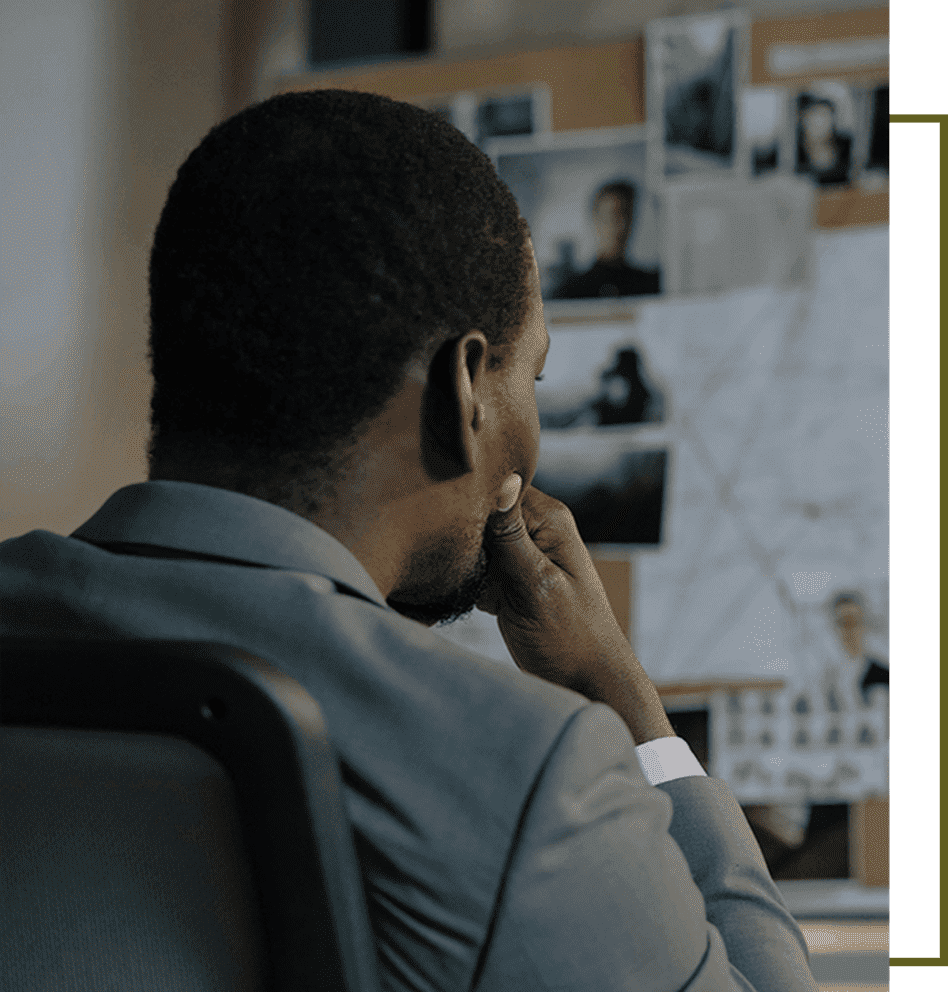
[[320, 590, 588, 739], [0, 530, 590, 852], [0, 528, 602, 990], [0, 528, 77, 597]]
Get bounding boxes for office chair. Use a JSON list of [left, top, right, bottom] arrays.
[[0, 637, 381, 992]]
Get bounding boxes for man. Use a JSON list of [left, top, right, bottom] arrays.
[[550, 181, 661, 299], [0, 90, 817, 991], [829, 591, 889, 700]]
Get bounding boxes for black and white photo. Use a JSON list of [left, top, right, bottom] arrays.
[[646, 9, 749, 180], [413, 85, 551, 149], [531, 327, 670, 545], [794, 81, 858, 187], [533, 433, 669, 546], [535, 332, 666, 430], [742, 87, 791, 178], [486, 127, 663, 302]]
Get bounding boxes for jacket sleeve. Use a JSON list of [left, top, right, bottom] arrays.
[[473, 703, 819, 992]]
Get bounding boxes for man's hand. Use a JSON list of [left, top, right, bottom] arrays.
[[477, 483, 674, 744]]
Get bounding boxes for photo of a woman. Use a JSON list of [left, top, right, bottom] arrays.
[[795, 87, 856, 187]]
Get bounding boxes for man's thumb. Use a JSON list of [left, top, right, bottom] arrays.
[[485, 483, 544, 572]]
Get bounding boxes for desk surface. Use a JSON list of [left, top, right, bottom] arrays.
[[798, 919, 889, 991], [777, 880, 889, 920]]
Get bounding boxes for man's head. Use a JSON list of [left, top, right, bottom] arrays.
[[592, 181, 637, 261], [148, 89, 549, 626]]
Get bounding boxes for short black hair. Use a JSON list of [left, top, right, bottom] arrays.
[[147, 89, 532, 492], [593, 180, 637, 216]]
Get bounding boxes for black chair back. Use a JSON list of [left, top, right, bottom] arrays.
[[1, 638, 380, 992]]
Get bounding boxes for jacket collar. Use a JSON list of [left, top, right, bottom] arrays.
[[71, 480, 390, 610]]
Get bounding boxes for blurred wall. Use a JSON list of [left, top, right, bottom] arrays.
[[0, 0, 885, 540], [1, 0, 227, 539]]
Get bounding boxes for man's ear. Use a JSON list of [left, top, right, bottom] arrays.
[[419, 333, 488, 484]]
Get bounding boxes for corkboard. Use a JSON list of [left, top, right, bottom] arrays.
[[276, 7, 888, 129], [276, 9, 888, 230], [750, 7, 889, 89], [277, 38, 646, 132], [850, 796, 890, 886]]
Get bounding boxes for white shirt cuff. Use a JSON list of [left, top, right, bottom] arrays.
[[635, 736, 707, 785]]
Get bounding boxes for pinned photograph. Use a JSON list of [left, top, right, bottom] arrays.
[[865, 83, 888, 172], [857, 82, 888, 189], [533, 433, 669, 546], [412, 85, 551, 149], [486, 127, 663, 302], [535, 334, 666, 430], [662, 174, 814, 296], [742, 87, 791, 178], [531, 327, 669, 545], [646, 9, 750, 179], [793, 81, 858, 187]]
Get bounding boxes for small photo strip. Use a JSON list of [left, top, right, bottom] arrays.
[[741, 87, 793, 179], [857, 81, 888, 190]]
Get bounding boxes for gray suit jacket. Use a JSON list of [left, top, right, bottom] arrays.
[[0, 481, 818, 991]]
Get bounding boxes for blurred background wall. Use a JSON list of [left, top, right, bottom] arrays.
[[1, 0, 228, 538]]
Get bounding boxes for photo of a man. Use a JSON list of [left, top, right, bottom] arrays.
[[487, 128, 663, 305], [548, 182, 661, 299]]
